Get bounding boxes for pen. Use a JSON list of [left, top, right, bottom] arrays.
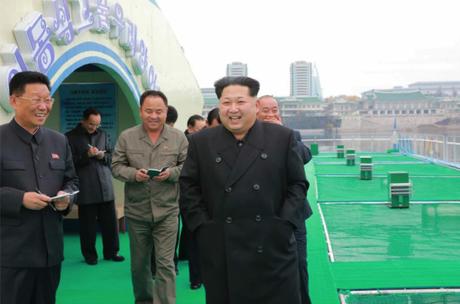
[[35, 188, 57, 211]]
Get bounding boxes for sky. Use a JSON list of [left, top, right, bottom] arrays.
[[156, 0, 460, 97]]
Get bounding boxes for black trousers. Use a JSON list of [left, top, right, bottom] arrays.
[[183, 226, 201, 284], [1, 264, 61, 304], [295, 222, 311, 304], [78, 200, 120, 260]]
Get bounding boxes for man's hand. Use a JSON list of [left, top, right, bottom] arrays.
[[87, 146, 99, 158], [53, 190, 70, 211], [95, 150, 105, 159], [153, 168, 171, 182], [136, 169, 150, 182], [23, 192, 50, 210]]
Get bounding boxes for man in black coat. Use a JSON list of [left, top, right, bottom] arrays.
[[66, 107, 124, 265], [0, 71, 79, 304], [257, 95, 313, 304], [179, 76, 308, 304]]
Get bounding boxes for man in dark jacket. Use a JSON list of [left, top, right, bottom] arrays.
[[0, 71, 79, 304], [179, 76, 308, 304], [257, 95, 313, 304], [66, 107, 124, 265]]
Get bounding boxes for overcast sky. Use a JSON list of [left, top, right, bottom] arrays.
[[156, 0, 460, 97]]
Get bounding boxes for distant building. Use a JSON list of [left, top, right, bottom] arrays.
[[408, 81, 460, 97], [226, 62, 248, 77], [360, 90, 440, 116], [289, 61, 322, 98], [201, 88, 219, 117]]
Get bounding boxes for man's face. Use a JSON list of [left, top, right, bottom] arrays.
[[81, 114, 101, 134], [219, 85, 257, 139], [188, 119, 206, 134], [257, 97, 280, 123], [10, 83, 53, 132], [140, 96, 167, 132]]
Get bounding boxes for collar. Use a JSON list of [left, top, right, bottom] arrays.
[[10, 118, 43, 144], [214, 120, 264, 153]]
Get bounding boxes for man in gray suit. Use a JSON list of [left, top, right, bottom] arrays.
[[112, 90, 188, 304]]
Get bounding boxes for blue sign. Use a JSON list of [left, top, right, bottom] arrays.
[[59, 83, 117, 148]]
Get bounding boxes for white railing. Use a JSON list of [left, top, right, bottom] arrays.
[[301, 132, 460, 168]]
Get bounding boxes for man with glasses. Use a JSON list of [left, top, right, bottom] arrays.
[[66, 107, 124, 265], [0, 71, 79, 304]]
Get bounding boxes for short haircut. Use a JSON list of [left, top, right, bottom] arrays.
[[187, 114, 205, 127], [9, 71, 51, 96], [214, 76, 260, 99], [166, 105, 178, 125], [207, 107, 221, 124], [257, 95, 277, 103], [140, 90, 168, 107], [82, 107, 101, 120]]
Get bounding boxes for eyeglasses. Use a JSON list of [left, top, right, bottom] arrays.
[[17, 96, 54, 105]]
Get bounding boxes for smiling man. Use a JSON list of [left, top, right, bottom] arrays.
[[179, 76, 308, 304], [0, 71, 79, 304], [112, 90, 188, 304]]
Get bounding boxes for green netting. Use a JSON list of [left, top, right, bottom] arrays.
[[315, 162, 460, 176], [313, 153, 419, 163], [316, 176, 460, 202], [341, 291, 460, 304], [321, 204, 460, 262]]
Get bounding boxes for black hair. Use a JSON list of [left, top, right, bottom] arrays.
[[9, 71, 51, 96], [187, 114, 205, 127], [207, 107, 221, 125], [166, 105, 178, 124], [82, 107, 101, 120], [214, 76, 260, 99], [140, 90, 168, 107]]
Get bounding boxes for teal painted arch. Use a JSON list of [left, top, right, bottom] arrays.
[[46, 42, 143, 123]]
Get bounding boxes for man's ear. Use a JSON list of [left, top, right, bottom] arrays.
[[9, 95, 17, 109]]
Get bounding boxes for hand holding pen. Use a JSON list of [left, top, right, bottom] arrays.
[[22, 190, 53, 211], [88, 144, 105, 159]]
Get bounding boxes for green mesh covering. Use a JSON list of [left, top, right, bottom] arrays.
[[321, 203, 460, 262], [315, 162, 460, 176], [341, 291, 460, 304], [316, 176, 460, 202], [306, 155, 460, 304], [314, 152, 420, 163]]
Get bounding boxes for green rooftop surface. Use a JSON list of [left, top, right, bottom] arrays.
[[340, 291, 460, 304], [316, 175, 460, 202], [309, 152, 460, 304], [57, 152, 460, 304], [321, 203, 460, 262]]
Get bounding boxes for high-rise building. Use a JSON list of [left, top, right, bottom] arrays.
[[290, 61, 322, 98], [226, 62, 248, 77], [201, 88, 219, 117]]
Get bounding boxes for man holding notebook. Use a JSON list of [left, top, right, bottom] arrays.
[[112, 90, 188, 304], [0, 71, 79, 304]]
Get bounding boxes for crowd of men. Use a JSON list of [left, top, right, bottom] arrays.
[[0, 71, 311, 304]]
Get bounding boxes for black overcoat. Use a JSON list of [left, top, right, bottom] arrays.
[[179, 121, 308, 304], [0, 119, 79, 267], [66, 124, 114, 205]]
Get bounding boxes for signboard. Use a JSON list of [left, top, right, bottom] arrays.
[[0, 0, 159, 112], [59, 82, 117, 148]]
